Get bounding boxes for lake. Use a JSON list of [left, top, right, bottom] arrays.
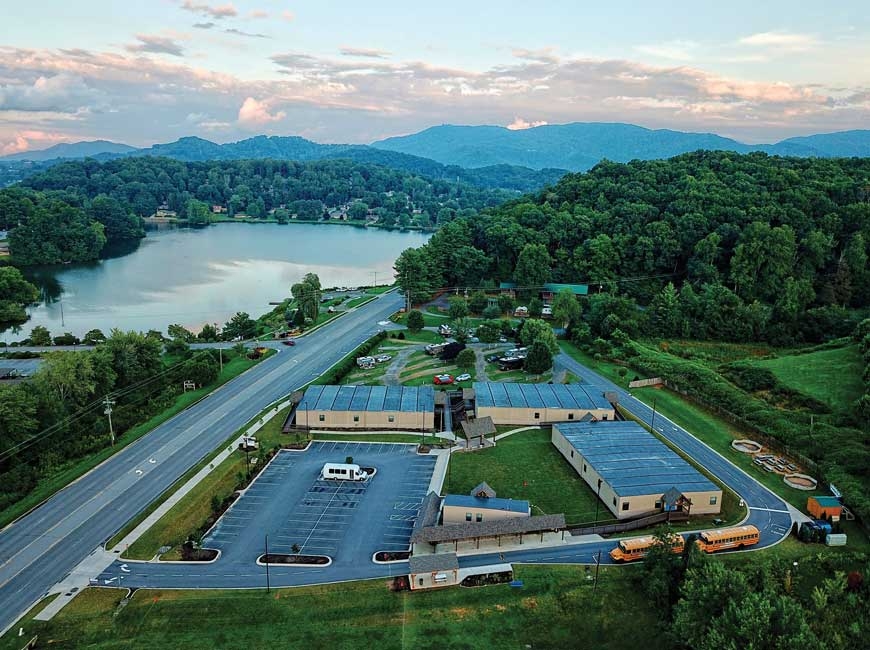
[[9, 223, 428, 341]]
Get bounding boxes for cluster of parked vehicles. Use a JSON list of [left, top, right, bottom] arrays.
[[433, 373, 472, 385], [356, 353, 393, 369], [609, 525, 761, 562]]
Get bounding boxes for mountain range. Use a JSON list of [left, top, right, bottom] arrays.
[[372, 123, 870, 170], [3, 124, 869, 189]]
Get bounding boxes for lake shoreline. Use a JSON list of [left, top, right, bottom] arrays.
[[143, 215, 431, 233]]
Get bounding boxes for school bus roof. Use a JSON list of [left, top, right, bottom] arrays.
[[699, 525, 759, 542], [619, 534, 684, 550]]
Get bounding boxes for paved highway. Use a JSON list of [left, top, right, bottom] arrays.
[[0, 291, 404, 633], [92, 349, 795, 592]]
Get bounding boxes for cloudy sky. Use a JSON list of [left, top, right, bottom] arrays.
[[1, 0, 868, 153]]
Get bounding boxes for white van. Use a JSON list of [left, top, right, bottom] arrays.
[[321, 462, 368, 481]]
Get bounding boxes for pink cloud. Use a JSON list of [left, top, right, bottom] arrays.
[[248, 9, 268, 19], [281, 10, 295, 22], [237, 97, 286, 126], [507, 117, 548, 130], [181, 2, 237, 19], [1, 130, 75, 154]]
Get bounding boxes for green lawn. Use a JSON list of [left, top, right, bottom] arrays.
[[0, 566, 666, 650], [365, 285, 394, 295], [122, 405, 294, 560], [559, 343, 832, 513], [754, 344, 865, 410], [345, 295, 375, 309], [0, 351, 270, 530], [447, 429, 602, 526]]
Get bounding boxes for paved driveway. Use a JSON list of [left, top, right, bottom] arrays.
[[96, 442, 437, 587]]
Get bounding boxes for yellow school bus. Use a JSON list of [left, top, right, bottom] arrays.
[[609, 534, 686, 562], [695, 525, 760, 553]]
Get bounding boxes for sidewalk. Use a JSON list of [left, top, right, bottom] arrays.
[[34, 396, 296, 622]]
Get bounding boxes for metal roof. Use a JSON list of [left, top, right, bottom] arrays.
[[460, 417, 496, 439], [809, 496, 842, 508], [443, 494, 530, 514], [473, 382, 612, 411], [298, 385, 435, 413], [408, 552, 459, 574], [412, 514, 566, 544], [554, 421, 720, 498], [413, 492, 443, 537]]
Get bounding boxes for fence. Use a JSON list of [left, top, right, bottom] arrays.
[[628, 377, 663, 389]]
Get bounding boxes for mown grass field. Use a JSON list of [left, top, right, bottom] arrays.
[[0, 565, 665, 650], [447, 428, 601, 526], [754, 344, 864, 410], [0, 351, 270, 530]]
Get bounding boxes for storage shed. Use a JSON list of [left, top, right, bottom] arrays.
[[807, 496, 843, 522], [552, 421, 722, 519], [408, 553, 460, 590], [295, 385, 435, 430], [473, 382, 614, 425]]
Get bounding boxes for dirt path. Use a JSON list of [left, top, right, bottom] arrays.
[[474, 347, 490, 382], [383, 347, 419, 385]]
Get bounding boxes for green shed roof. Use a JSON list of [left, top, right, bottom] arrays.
[[810, 496, 842, 507]]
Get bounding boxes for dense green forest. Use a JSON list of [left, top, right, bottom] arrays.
[[0, 331, 228, 516], [19, 156, 511, 229], [396, 151, 870, 520]]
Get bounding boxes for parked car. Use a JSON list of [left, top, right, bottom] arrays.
[[282, 339, 296, 346], [514, 306, 529, 317], [467, 336, 480, 343], [375, 354, 392, 363], [455, 373, 472, 382], [433, 374, 454, 385], [498, 336, 508, 343], [541, 306, 553, 317], [486, 352, 506, 363]]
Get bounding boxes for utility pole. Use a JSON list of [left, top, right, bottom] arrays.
[[104, 396, 116, 446], [405, 290, 411, 314]]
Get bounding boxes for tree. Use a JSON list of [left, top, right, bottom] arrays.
[[82, 329, 107, 345], [406, 309, 424, 333], [348, 202, 368, 220], [468, 291, 488, 315], [497, 294, 514, 315], [519, 319, 558, 354], [451, 317, 475, 344], [29, 325, 51, 346], [34, 351, 97, 407], [475, 320, 501, 343], [646, 282, 682, 337], [528, 298, 543, 319], [186, 199, 212, 226], [639, 527, 686, 614], [167, 324, 195, 342], [552, 288, 581, 329], [292, 274, 321, 321], [0, 267, 39, 323], [448, 296, 469, 321], [223, 312, 257, 341], [198, 323, 220, 342], [513, 243, 550, 290], [52, 332, 80, 346], [88, 194, 144, 242], [183, 354, 219, 386], [455, 348, 476, 370], [165, 338, 191, 358], [524, 341, 553, 375], [482, 305, 501, 320]]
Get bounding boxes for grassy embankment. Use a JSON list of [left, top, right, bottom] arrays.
[[0, 350, 271, 531], [560, 342, 870, 547], [0, 564, 662, 650]]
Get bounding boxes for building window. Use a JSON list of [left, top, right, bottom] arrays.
[[583, 463, 587, 473], [568, 413, 574, 420], [465, 513, 472, 521], [318, 414, 325, 422], [654, 501, 662, 509], [353, 415, 360, 422], [534, 412, 540, 419], [388, 415, 395, 423], [612, 497, 617, 506], [570, 450, 574, 458], [709, 496, 718, 505], [476, 514, 483, 522], [622, 502, 630, 511], [602, 415, 608, 421]]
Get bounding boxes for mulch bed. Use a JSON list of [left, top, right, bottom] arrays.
[[375, 551, 410, 562], [260, 553, 329, 565]]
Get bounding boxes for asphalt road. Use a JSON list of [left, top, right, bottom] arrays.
[[94, 348, 796, 592], [0, 291, 404, 633]]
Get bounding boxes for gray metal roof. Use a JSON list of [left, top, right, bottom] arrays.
[[473, 382, 612, 411], [408, 553, 459, 574], [553, 421, 720, 498], [460, 417, 496, 439], [412, 492, 443, 537], [444, 494, 530, 514], [297, 385, 435, 413], [411, 514, 566, 544]]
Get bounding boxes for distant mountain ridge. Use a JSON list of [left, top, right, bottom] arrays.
[[0, 135, 564, 192], [372, 123, 870, 170], [1, 140, 137, 162]]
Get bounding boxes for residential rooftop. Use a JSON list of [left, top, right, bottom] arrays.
[[473, 382, 612, 411], [554, 421, 719, 497]]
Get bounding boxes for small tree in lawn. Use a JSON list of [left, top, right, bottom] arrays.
[[468, 291, 488, 315], [528, 298, 543, 319], [407, 309, 424, 333], [448, 296, 469, 321], [456, 348, 476, 370], [482, 305, 501, 320], [497, 293, 514, 315], [524, 341, 553, 376], [29, 325, 52, 346]]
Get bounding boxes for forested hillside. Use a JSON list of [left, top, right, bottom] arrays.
[[398, 151, 870, 345], [2, 157, 509, 265], [396, 151, 870, 519]]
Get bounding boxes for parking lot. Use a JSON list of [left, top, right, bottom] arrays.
[[202, 441, 437, 568]]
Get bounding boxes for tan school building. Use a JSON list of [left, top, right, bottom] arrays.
[[295, 385, 435, 431], [473, 382, 614, 425]]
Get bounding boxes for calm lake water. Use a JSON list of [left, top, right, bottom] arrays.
[[9, 223, 428, 341]]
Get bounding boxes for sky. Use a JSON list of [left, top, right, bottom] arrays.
[[0, 0, 868, 153]]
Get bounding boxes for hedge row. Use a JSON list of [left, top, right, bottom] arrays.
[[317, 331, 388, 385]]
